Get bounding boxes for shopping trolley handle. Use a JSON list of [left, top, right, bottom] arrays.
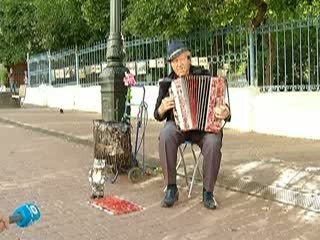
[[133, 84, 146, 101]]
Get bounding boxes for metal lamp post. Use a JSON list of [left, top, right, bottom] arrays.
[[89, 0, 131, 198], [99, 0, 126, 121]]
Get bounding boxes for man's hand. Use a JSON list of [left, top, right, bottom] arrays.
[[214, 104, 230, 120], [0, 215, 9, 233], [158, 97, 175, 119]]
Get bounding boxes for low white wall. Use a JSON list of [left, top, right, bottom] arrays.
[[24, 85, 320, 140], [25, 85, 101, 113], [74, 86, 101, 113], [225, 87, 259, 132], [253, 91, 320, 139]]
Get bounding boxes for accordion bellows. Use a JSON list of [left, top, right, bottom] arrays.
[[170, 75, 226, 133]]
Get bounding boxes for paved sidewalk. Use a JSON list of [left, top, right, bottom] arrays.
[[0, 106, 320, 239], [1, 106, 320, 212]]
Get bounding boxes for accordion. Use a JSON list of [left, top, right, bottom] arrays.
[[170, 75, 227, 133]]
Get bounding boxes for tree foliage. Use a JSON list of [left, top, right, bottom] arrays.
[[0, 0, 110, 65], [0, 0, 319, 65], [124, 0, 215, 37], [0, 0, 37, 64], [124, 0, 319, 37], [0, 64, 7, 85], [81, 0, 110, 41], [34, 0, 93, 50]]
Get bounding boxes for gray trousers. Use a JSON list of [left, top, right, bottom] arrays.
[[159, 121, 222, 192]]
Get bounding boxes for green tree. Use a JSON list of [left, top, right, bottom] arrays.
[[81, 0, 110, 41], [123, 0, 319, 38], [81, 0, 131, 39], [124, 0, 215, 38], [1, 0, 319, 65], [0, 64, 7, 86], [0, 0, 37, 65], [34, 0, 92, 50]]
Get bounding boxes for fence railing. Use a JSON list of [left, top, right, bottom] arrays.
[[28, 17, 320, 92], [28, 41, 108, 87], [256, 17, 320, 91]]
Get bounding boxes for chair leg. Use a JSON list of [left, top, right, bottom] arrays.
[[177, 145, 189, 186], [188, 154, 202, 199], [191, 145, 202, 178], [187, 144, 203, 198], [176, 143, 204, 198], [176, 144, 187, 169], [164, 144, 189, 193]]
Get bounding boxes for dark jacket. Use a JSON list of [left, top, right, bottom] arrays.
[[154, 65, 211, 122]]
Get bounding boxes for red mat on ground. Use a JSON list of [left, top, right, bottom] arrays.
[[90, 196, 144, 215]]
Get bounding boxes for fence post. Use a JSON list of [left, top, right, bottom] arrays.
[[75, 46, 80, 86], [27, 53, 30, 87], [249, 29, 256, 86], [167, 40, 171, 75], [48, 50, 52, 85]]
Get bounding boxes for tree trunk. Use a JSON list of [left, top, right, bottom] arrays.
[[265, 32, 276, 86], [249, 0, 268, 29]]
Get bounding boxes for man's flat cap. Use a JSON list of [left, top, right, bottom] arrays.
[[167, 40, 189, 62]]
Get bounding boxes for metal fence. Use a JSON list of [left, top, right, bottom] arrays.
[[28, 17, 320, 92], [256, 17, 320, 91], [124, 28, 249, 87], [28, 41, 108, 87]]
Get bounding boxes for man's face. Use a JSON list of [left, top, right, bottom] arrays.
[[170, 51, 191, 77]]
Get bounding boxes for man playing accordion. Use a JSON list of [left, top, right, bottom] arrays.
[[154, 41, 231, 209]]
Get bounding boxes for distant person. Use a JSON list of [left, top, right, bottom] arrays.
[[23, 70, 28, 85], [0, 214, 9, 233], [8, 68, 16, 93]]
